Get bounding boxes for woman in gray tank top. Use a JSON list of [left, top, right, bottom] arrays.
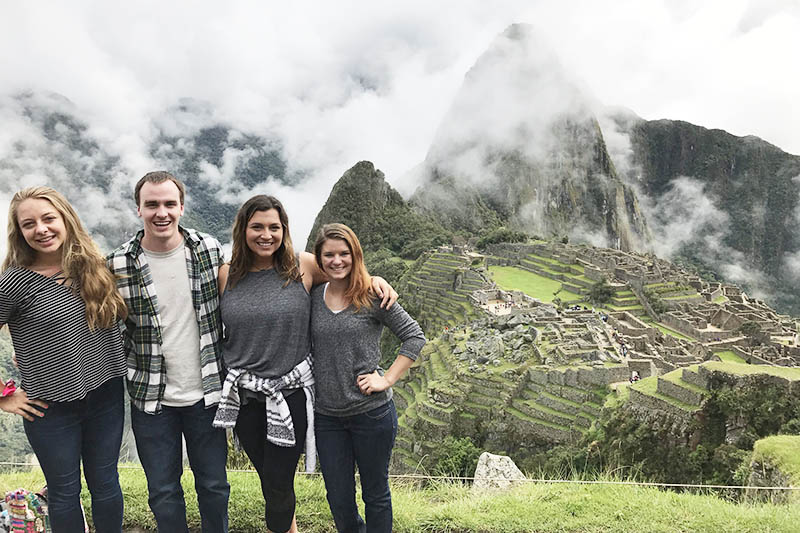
[[212, 195, 397, 533]]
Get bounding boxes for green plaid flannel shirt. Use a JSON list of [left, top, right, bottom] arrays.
[[107, 227, 226, 414]]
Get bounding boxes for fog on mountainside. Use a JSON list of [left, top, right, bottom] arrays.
[[410, 24, 650, 252], [1, 23, 799, 315], [0, 93, 303, 252]]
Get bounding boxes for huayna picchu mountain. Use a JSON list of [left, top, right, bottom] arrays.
[[409, 24, 650, 252]]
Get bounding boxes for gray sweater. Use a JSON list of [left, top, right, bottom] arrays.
[[310, 284, 426, 416]]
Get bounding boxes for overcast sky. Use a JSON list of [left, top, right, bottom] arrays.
[[1, 0, 798, 246]]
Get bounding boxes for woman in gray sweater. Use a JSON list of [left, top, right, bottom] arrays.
[[311, 223, 426, 533], [213, 197, 397, 533]]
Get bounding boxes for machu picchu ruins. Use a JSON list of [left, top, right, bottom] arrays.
[[392, 240, 800, 476]]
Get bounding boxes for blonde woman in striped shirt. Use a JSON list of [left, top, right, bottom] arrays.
[[0, 187, 127, 533]]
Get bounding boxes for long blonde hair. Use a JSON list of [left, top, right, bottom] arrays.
[[3, 187, 126, 330], [314, 223, 372, 311]]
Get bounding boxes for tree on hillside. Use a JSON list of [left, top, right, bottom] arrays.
[[588, 280, 615, 305], [475, 227, 528, 250]]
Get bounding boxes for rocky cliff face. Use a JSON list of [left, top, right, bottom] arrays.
[[305, 161, 449, 258], [410, 24, 650, 251], [609, 114, 800, 313]]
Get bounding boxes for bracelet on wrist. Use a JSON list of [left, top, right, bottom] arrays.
[[1, 379, 17, 397]]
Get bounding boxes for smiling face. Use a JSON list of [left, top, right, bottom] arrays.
[[15, 198, 67, 262], [319, 238, 353, 282], [137, 180, 184, 251], [246, 209, 284, 268]]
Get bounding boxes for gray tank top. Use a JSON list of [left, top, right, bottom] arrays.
[[221, 268, 310, 378]]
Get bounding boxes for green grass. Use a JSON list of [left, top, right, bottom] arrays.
[[752, 435, 800, 483], [605, 383, 630, 409], [703, 361, 800, 380], [651, 322, 694, 341], [715, 350, 747, 364], [660, 369, 710, 397], [630, 376, 699, 411], [1, 468, 798, 532], [489, 265, 582, 303]]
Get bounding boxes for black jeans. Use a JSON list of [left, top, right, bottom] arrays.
[[235, 389, 308, 533], [23, 377, 124, 533]]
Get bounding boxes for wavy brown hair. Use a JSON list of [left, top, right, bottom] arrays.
[[314, 223, 372, 311], [3, 187, 126, 329], [228, 195, 302, 289]]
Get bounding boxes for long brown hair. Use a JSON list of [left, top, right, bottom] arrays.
[[228, 195, 302, 288], [314, 223, 372, 311], [3, 186, 126, 330]]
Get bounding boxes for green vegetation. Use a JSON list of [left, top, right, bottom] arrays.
[[752, 435, 800, 484], [715, 350, 747, 364], [630, 376, 699, 412], [650, 322, 694, 341], [587, 280, 615, 305], [433, 436, 481, 478], [704, 362, 800, 380], [476, 226, 528, 249], [642, 288, 668, 314], [2, 468, 799, 532], [489, 265, 581, 303]]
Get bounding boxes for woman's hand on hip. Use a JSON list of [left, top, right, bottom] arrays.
[[0, 389, 48, 421], [357, 371, 391, 395]]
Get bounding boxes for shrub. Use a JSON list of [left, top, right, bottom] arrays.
[[434, 436, 481, 479], [588, 280, 615, 305]]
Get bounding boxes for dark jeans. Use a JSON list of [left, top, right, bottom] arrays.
[[23, 376, 124, 533], [315, 400, 398, 533], [130, 399, 229, 533], [235, 389, 308, 533]]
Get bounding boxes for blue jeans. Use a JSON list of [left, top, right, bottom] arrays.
[[130, 400, 229, 533], [315, 400, 398, 533], [23, 376, 124, 533]]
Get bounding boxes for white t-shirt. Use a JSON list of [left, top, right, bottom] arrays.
[[142, 240, 204, 407]]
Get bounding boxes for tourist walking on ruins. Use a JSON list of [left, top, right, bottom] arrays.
[[0, 187, 127, 532], [213, 197, 396, 533], [310, 223, 426, 533]]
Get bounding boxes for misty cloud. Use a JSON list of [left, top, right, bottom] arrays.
[[632, 175, 775, 301], [1, 1, 799, 262]]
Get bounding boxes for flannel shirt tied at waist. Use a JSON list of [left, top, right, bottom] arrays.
[[213, 354, 316, 472]]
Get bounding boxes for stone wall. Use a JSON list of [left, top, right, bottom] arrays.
[[656, 378, 705, 405]]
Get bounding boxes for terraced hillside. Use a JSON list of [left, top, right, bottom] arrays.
[[401, 250, 489, 333], [393, 316, 635, 471], [391, 241, 800, 484], [396, 329, 800, 476]]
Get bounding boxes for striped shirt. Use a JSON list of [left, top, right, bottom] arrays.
[[107, 227, 226, 414], [0, 267, 126, 402]]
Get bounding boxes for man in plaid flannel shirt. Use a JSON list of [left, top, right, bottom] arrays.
[[108, 171, 229, 533]]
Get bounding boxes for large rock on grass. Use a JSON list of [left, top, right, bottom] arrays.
[[472, 452, 526, 491]]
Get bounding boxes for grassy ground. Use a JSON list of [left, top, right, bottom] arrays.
[[703, 361, 800, 380], [715, 350, 747, 364], [629, 376, 699, 411], [1, 467, 799, 532], [752, 435, 800, 483], [489, 265, 582, 303], [646, 321, 694, 341]]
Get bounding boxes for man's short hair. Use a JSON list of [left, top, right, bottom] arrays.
[[134, 171, 186, 206]]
